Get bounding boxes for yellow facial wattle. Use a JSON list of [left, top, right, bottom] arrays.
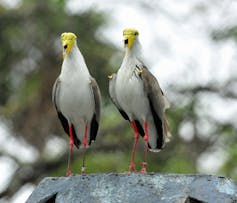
[[123, 28, 139, 49], [61, 32, 77, 57]]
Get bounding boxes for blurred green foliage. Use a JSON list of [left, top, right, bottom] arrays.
[[0, 0, 236, 200], [0, 0, 117, 150]]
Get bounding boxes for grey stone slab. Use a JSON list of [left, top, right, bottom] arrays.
[[26, 173, 237, 203]]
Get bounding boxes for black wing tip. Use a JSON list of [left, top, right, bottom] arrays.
[[72, 124, 81, 149], [119, 109, 130, 121], [134, 120, 145, 137], [57, 112, 81, 149], [89, 114, 99, 144], [147, 96, 164, 150], [88, 139, 95, 145], [74, 139, 81, 149]]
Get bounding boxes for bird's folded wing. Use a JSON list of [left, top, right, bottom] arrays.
[[89, 77, 102, 144], [52, 77, 61, 111], [52, 77, 81, 148], [109, 73, 129, 121], [141, 68, 171, 144], [141, 68, 169, 115], [90, 77, 101, 121]]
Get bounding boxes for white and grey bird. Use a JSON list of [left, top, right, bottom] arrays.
[[109, 28, 171, 173], [52, 32, 101, 176]]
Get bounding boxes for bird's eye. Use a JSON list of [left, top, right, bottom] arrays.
[[134, 32, 138, 35], [124, 39, 128, 44], [64, 45, 68, 49]]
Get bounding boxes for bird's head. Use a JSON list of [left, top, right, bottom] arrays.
[[123, 28, 139, 50], [61, 32, 77, 58]]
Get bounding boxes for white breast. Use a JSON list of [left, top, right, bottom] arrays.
[[115, 58, 150, 121], [59, 50, 94, 124]]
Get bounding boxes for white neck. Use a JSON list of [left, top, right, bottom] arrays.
[[124, 39, 144, 64], [60, 44, 90, 80], [122, 39, 144, 70]]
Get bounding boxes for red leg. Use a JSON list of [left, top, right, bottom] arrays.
[[81, 124, 88, 175], [129, 121, 139, 173], [66, 124, 74, 176], [141, 121, 148, 174]]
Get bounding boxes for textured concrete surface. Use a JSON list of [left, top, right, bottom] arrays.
[[26, 173, 237, 203]]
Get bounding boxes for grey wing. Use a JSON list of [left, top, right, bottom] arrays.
[[52, 77, 61, 111], [52, 78, 81, 148], [109, 73, 129, 121], [141, 68, 171, 149], [89, 77, 102, 144], [141, 68, 169, 116]]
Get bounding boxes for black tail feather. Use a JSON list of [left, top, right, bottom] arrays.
[[134, 120, 145, 137], [89, 114, 99, 145], [148, 97, 163, 149]]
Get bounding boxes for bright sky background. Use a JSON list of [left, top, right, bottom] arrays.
[[0, 0, 237, 202], [66, 0, 237, 124], [67, 0, 237, 85]]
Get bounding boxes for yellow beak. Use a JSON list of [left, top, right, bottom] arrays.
[[62, 39, 74, 56], [123, 34, 136, 49]]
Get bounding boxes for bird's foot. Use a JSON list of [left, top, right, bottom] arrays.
[[144, 134, 148, 142], [108, 75, 113, 80], [140, 168, 147, 174], [140, 162, 147, 174], [137, 69, 143, 75], [129, 163, 136, 173], [81, 167, 86, 175], [66, 169, 72, 177]]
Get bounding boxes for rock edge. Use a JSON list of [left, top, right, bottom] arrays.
[[26, 173, 237, 203]]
